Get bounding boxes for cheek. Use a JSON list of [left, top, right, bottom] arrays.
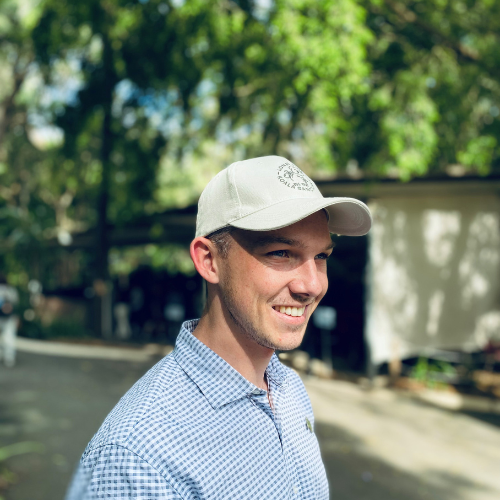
[[223, 255, 267, 300], [224, 251, 296, 306], [239, 268, 283, 309], [319, 273, 329, 298]]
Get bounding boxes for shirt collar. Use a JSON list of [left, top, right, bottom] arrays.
[[173, 319, 289, 410]]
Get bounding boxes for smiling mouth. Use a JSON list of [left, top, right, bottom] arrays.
[[272, 305, 306, 317]]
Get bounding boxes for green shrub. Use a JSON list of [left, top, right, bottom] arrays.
[[410, 357, 457, 390]]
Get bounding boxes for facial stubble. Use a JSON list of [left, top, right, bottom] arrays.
[[219, 272, 307, 352]]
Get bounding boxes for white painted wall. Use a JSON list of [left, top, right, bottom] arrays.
[[366, 195, 500, 364]]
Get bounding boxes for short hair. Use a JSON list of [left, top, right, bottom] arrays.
[[206, 226, 234, 259]]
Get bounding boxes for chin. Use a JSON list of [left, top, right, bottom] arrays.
[[274, 338, 304, 351], [267, 327, 307, 351]]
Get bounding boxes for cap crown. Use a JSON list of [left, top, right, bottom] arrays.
[[196, 156, 322, 237]]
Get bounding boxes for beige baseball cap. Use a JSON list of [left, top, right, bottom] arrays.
[[195, 155, 371, 238]]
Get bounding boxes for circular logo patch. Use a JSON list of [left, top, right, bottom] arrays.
[[277, 162, 315, 192]]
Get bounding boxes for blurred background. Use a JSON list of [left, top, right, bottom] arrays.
[[1, 0, 500, 498]]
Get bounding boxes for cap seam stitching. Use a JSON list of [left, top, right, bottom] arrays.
[[230, 164, 243, 218]]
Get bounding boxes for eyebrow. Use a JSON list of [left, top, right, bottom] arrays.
[[250, 236, 335, 252]]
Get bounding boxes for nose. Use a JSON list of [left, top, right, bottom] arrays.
[[288, 259, 325, 299]]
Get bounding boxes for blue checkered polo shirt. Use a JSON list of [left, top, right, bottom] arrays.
[[66, 319, 329, 499]]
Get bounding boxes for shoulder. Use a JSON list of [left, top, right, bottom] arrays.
[[82, 353, 184, 457], [67, 444, 185, 500]]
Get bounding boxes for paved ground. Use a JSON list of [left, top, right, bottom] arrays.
[[1, 352, 500, 500], [305, 377, 500, 500]]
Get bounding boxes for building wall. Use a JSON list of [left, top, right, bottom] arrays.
[[366, 195, 500, 364]]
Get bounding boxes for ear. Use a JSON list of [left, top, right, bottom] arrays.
[[190, 237, 220, 284]]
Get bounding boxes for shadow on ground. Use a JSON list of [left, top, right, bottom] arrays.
[[459, 410, 500, 429], [315, 421, 491, 500]]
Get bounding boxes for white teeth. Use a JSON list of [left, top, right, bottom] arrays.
[[275, 306, 305, 317]]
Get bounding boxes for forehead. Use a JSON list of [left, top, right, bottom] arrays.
[[234, 211, 332, 250]]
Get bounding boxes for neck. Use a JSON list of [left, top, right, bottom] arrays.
[[193, 295, 273, 390]]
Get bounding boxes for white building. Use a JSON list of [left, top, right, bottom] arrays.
[[319, 175, 500, 369]]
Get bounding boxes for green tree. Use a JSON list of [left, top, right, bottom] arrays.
[[30, 0, 372, 333], [0, 0, 56, 287], [5, 0, 499, 335], [348, 0, 500, 179]]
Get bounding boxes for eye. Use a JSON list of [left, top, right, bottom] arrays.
[[315, 252, 331, 260], [268, 249, 290, 258]]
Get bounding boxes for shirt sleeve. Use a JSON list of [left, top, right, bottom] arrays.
[[65, 444, 184, 500]]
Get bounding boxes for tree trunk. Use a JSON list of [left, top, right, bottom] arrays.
[[93, 33, 114, 338]]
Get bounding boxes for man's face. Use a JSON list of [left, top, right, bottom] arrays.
[[216, 211, 332, 351]]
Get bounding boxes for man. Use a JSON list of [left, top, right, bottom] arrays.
[[66, 156, 371, 499]]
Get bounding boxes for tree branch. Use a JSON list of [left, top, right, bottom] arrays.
[[382, 0, 480, 63], [0, 54, 32, 152]]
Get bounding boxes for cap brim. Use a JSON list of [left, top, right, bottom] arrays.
[[229, 197, 371, 236]]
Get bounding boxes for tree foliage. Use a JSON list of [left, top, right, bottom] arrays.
[[1, 0, 500, 289], [354, 0, 500, 178], [0, 0, 53, 286], [26, 0, 373, 285]]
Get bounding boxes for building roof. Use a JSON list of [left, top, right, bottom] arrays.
[[59, 173, 500, 249]]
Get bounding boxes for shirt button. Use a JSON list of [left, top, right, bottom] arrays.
[[251, 388, 261, 395], [293, 485, 298, 494]]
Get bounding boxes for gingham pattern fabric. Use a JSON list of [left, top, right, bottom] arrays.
[[66, 319, 329, 499]]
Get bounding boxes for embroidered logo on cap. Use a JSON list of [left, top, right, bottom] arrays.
[[277, 163, 315, 192]]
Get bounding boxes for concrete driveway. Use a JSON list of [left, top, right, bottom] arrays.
[[306, 377, 500, 500], [1, 351, 499, 500]]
